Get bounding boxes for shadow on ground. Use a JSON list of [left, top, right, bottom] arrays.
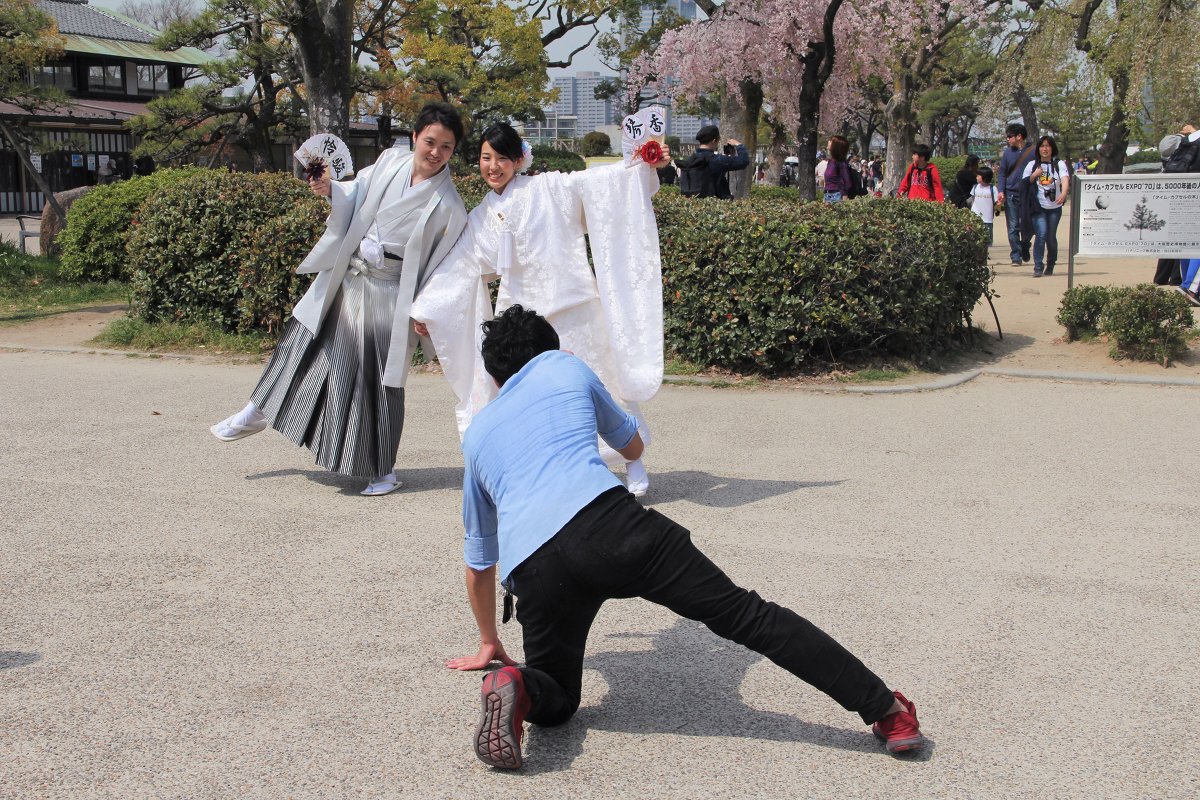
[[645, 470, 837, 508], [0, 651, 41, 670], [244, 465, 463, 495], [0, 303, 128, 324], [515, 620, 933, 774]]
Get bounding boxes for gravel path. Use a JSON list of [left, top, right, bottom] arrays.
[[2, 349, 1198, 798]]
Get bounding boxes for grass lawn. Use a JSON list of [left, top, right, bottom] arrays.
[[93, 317, 273, 355], [0, 241, 128, 323]]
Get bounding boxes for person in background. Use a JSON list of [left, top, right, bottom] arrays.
[[970, 166, 999, 246], [897, 144, 944, 202], [823, 135, 852, 203], [997, 124, 1037, 267], [949, 155, 980, 209], [1021, 135, 1069, 277], [679, 125, 749, 199]]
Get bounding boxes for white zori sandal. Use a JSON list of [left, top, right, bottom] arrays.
[[361, 472, 402, 496], [210, 403, 268, 441]]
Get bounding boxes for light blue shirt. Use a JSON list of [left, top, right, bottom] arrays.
[[461, 350, 639, 582]]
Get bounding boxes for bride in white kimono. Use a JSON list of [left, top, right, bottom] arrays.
[[210, 104, 469, 496], [411, 122, 668, 495]]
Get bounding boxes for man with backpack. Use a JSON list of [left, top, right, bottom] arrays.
[[679, 125, 749, 199], [1153, 124, 1199, 285]]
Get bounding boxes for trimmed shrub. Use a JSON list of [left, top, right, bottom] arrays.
[[931, 155, 968, 181], [531, 145, 585, 173], [59, 167, 207, 282], [453, 174, 490, 211], [582, 131, 611, 157], [750, 184, 802, 201], [127, 171, 326, 334], [1057, 285, 1112, 341], [1098, 284, 1195, 366], [654, 193, 991, 372], [1126, 149, 1161, 165]]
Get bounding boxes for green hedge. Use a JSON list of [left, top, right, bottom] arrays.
[[453, 174, 490, 211], [531, 145, 585, 173], [1099, 285, 1195, 366], [1058, 284, 1195, 365], [931, 155, 968, 181], [1056, 285, 1111, 341], [58, 167, 207, 282], [127, 171, 326, 334], [654, 194, 991, 372]]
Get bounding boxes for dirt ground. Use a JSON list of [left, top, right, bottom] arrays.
[[2, 217, 1197, 381]]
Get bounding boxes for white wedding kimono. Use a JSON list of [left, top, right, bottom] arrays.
[[411, 163, 664, 446]]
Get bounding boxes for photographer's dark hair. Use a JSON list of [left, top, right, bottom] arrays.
[[1005, 123, 1028, 140], [414, 103, 464, 147], [480, 122, 524, 161], [1036, 135, 1058, 160], [481, 305, 560, 386]]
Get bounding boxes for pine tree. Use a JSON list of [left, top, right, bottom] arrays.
[[1123, 197, 1166, 240]]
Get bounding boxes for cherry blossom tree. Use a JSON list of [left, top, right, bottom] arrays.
[[630, 0, 854, 200]]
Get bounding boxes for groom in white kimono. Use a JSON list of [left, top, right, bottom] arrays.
[[211, 104, 469, 496]]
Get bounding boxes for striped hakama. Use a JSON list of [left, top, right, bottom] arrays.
[[251, 254, 406, 478]]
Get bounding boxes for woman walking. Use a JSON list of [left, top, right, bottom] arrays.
[[823, 136, 852, 203], [1021, 136, 1069, 277]]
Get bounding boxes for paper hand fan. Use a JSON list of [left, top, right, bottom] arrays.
[[620, 106, 667, 168], [294, 134, 354, 182]]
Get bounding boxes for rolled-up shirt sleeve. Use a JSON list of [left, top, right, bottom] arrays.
[[583, 364, 638, 451], [462, 458, 498, 570]]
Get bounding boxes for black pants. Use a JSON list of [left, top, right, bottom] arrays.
[[508, 488, 896, 728]]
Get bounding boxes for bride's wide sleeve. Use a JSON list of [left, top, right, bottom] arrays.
[[564, 163, 664, 403], [410, 215, 498, 437]]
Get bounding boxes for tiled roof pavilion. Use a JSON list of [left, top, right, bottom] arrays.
[[39, 0, 158, 44]]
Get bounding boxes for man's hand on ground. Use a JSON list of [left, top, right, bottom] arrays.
[[446, 640, 517, 671]]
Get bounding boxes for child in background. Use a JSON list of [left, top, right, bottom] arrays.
[[897, 144, 944, 202], [970, 166, 998, 245]]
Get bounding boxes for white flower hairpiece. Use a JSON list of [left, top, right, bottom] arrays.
[[519, 141, 534, 173]]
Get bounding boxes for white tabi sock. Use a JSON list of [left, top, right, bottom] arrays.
[[232, 401, 265, 428]]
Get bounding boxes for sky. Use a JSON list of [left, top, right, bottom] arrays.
[[89, 0, 622, 80]]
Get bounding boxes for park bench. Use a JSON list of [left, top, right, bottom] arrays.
[[16, 215, 40, 253]]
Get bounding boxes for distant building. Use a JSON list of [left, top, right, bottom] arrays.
[[522, 111, 578, 145], [546, 72, 614, 138], [0, 0, 211, 212]]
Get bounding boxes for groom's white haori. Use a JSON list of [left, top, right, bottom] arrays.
[[412, 162, 664, 440], [290, 147, 468, 388]]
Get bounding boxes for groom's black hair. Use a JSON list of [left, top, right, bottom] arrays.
[[481, 305, 560, 386], [414, 103, 464, 147]]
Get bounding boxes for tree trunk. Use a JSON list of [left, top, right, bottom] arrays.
[[794, 74, 823, 202], [1096, 69, 1130, 174], [765, 120, 789, 185], [0, 119, 65, 221], [288, 0, 354, 140], [718, 80, 762, 199], [882, 67, 918, 196], [1012, 83, 1039, 144]]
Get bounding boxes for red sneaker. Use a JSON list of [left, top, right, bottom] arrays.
[[475, 666, 531, 769], [872, 691, 926, 754]]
